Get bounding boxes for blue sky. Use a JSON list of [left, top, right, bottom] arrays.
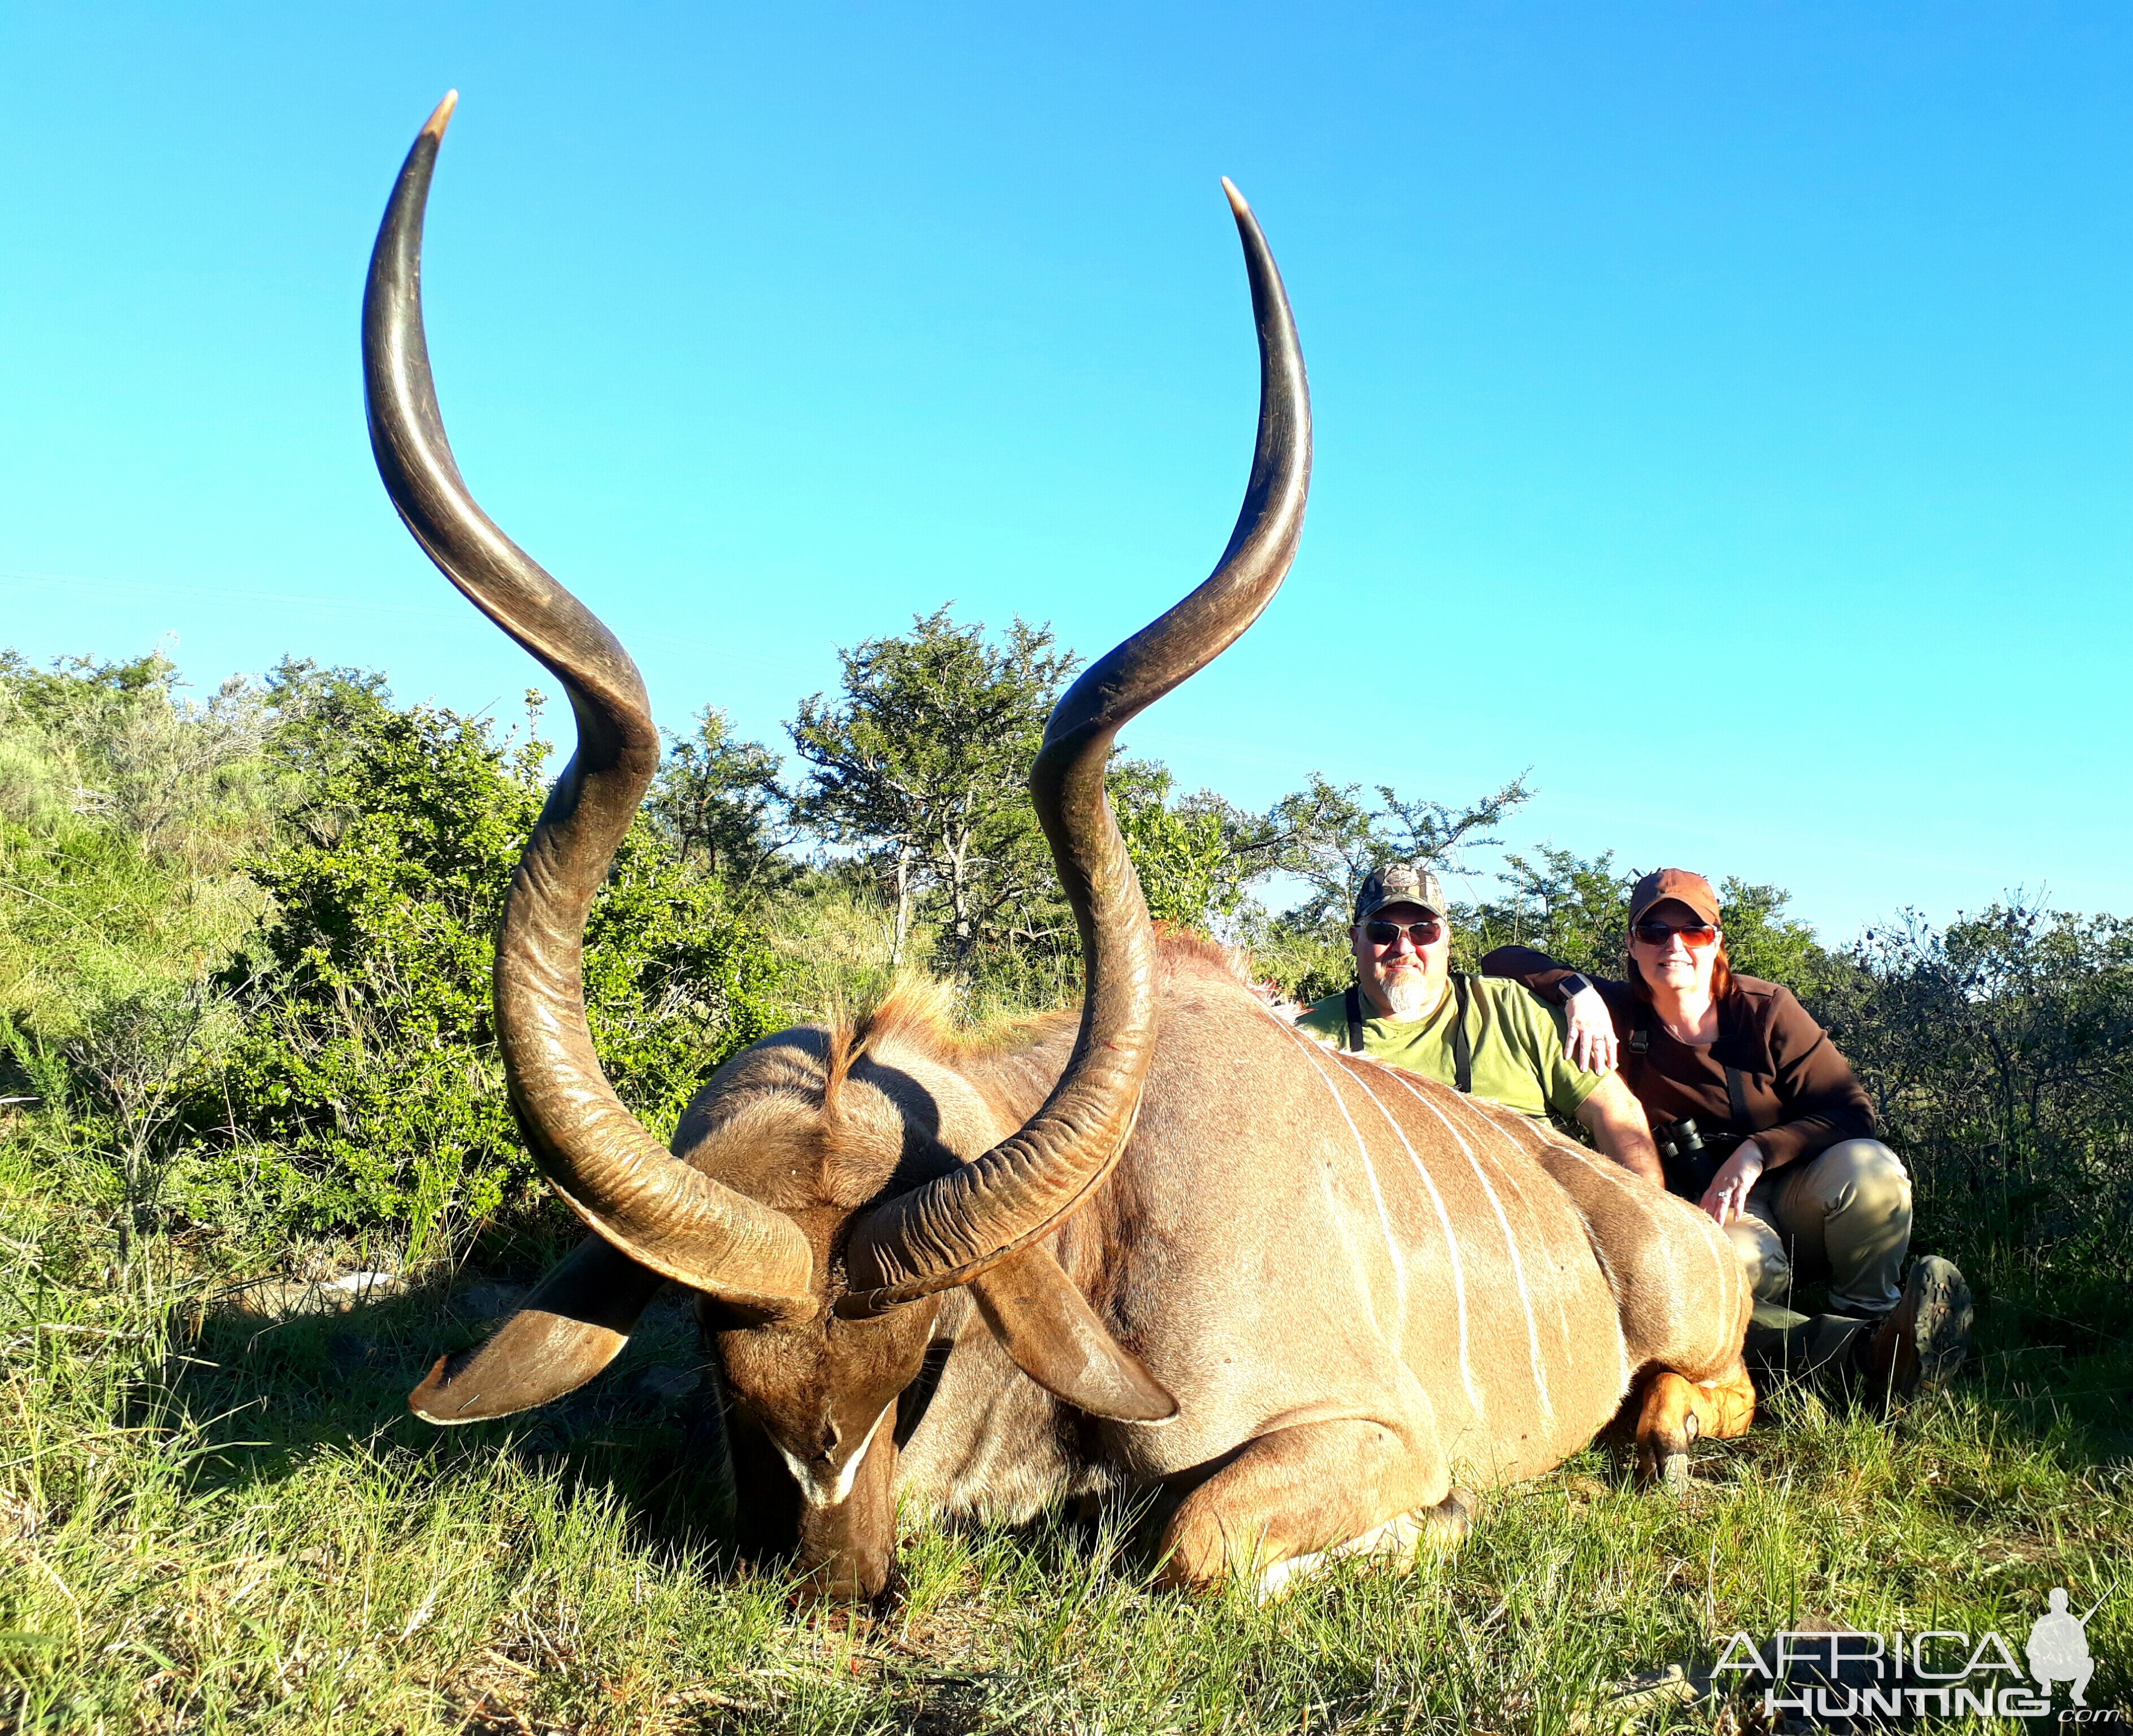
[[4, 5, 2128, 941]]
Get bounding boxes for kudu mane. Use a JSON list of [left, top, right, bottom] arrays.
[[823, 930, 1254, 1082], [788, 934, 1259, 1213]]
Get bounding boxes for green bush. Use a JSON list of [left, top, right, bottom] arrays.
[[1829, 901, 2133, 1329], [1112, 758, 1243, 934], [187, 675, 783, 1258]]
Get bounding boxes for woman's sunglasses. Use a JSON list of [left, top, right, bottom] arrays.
[[1364, 918, 1443, 948], [1632, 922, 1719, 948]]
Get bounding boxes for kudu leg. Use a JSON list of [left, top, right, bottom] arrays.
[[1155, 1419, 1473, 1595], [1632, 1362, 1756, 1490]]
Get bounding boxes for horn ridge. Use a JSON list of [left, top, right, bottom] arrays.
[[839, 183, 1311, 1313], [362, 97, 814, 1312]]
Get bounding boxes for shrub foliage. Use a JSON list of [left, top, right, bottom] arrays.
[[189, 672, 782, 1255]]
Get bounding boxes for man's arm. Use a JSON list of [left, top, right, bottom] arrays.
[[1575, 1071, 1664, 1187]]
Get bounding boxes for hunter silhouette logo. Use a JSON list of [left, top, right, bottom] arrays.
[[2026, 1587, 2099, 1708]]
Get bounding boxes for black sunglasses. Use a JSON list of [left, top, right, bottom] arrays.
[[1632, 921, 1719, 948], [1364, 918, 1443, 947]]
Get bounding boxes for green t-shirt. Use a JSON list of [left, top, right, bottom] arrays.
[[1297, 975, 1605, 1123]]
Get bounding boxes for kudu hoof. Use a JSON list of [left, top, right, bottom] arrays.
[[1428, 1487, 1479, 1547], [1632, 1439, 1694, 1490]]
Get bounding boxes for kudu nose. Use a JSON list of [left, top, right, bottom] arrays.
[[794, 1520, 895, 1604]]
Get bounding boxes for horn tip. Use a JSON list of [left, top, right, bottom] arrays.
[[424, 90, 459, 138], [1220, 176, 1250, 218]]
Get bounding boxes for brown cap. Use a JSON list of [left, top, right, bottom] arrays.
[[1629, 867, 1721, 928], [1353, 862, 1447, 925]]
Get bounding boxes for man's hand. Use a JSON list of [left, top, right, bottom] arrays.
[[1698, 1143, 1766, 1226], [1563, 984, 1618, 1074], [1576, 1072, 1664, 1187]]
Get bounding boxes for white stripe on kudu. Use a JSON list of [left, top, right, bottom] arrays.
[[1444, 1094, 1580, 1363], [1697, 1208, 1740, 1370], [1642, 1162, 1736, 1371], [1265, 1010, 1479, 1410], [1262, 1010, 1409, 1348], [1317, 1160, 1380, 1335], [1311, 1052, 1485, 1420], [1546, 1134, 1738, 1375], [1568, 1201, 1635, 1394], [1372, 1066, 1553, 1427], [1475, 1106, 1638, 1393]]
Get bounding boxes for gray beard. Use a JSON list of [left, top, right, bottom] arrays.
[[1379, 973, 1436, 1022]]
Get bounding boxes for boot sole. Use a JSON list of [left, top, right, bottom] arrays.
[[1907, 1256, 1974, 1391]]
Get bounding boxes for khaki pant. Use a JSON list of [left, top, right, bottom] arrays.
[[1723, 1139, 1911, 1318]]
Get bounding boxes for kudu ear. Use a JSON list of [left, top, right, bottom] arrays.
[[968, 1247, 1177, 1425], [410, 1234, 665, 1424]]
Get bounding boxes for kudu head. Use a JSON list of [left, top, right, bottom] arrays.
[[365, 92, 1308, 1598]]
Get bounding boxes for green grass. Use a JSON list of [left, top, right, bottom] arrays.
[[0, 809, 263, 1048], [0, 1161, 2127, 1734]]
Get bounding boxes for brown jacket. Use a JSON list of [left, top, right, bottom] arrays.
[[1480, 947, 1876, 1170]]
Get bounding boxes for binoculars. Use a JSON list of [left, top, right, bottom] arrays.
[[1654, 1116, 1727, 1196], [1654, 1116, 1706, 1164]]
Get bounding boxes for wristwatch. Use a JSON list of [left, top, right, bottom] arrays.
[[1557, 973, 1593, 1001]]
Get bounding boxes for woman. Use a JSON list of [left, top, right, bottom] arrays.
[[1483, 867, 1969, 1396]]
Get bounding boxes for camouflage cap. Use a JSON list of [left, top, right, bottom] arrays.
[[1352, 862, 1447, 925]]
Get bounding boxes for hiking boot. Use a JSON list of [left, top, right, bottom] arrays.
[[1860, 1256, 1972, 1403]]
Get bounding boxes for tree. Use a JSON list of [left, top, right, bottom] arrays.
[[788, 608, 1079, 977], [1111, 758, 1248, 933], [1716, 879, 1837, 994], [1456, 845, 1636, 975], [1243, 771, 1534, 932], [1, 650, 275, 1048], [646, 704, 792, 893], [1139, 771, 1531, 1003], [0, 648, 268, 862], [63, 984, 213, 1272], [1832, 900, 2133, 1319]]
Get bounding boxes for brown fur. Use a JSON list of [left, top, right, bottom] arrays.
[[650, 940, 1754, 1596]]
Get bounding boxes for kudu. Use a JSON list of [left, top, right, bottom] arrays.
[[370, 94, 1754, 1600]]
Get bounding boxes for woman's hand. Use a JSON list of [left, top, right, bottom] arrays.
[[1698, 1143, 1766, 1226], [1564, 984, 1619, 1074]]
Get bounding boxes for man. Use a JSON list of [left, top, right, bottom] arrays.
[[1296, 863, 1664, 1180]]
